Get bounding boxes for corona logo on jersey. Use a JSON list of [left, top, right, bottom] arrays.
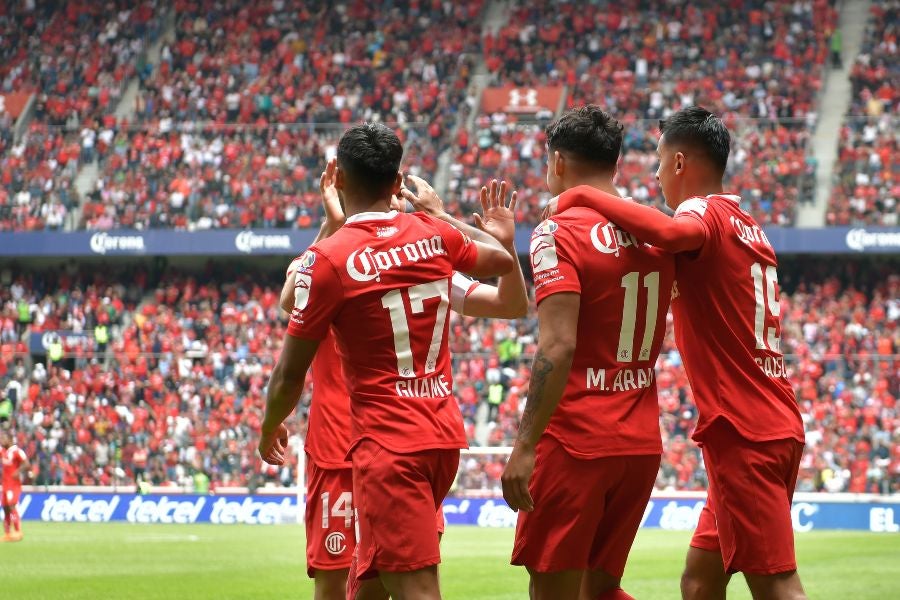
[[346, 236, 447, 282], [325, 531, 347, 555], [729, 215, 772, 248], [590, 221, 641, 257], [530, 219, 559, 274]]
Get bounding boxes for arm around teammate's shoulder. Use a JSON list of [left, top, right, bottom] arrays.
[[556, 185, 705, 253]]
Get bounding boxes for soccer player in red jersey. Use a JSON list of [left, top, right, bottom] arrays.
[[548, 106, 808, 600], [1, 429, 29, 542], [259, 123, 514, 599], [279, 159, 527, 600], [501, 106, 675, 600]]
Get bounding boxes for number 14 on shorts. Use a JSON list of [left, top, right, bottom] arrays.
[[322, 491, 353, 529]]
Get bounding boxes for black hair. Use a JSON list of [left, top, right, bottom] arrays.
[[545, 105, 623, 170], [659, 106, 731, 174], [336, 123, 403, 196]]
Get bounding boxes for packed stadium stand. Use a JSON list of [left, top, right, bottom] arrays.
[[827, 0, 897, 226], [1, 256, 896, 495]]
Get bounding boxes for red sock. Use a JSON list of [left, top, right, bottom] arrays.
[[3, 511, 9, 534], [595, 588, 635, 600], [10, 509, 20, 533]]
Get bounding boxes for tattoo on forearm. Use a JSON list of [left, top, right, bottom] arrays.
[[518, 350, 554, 442]]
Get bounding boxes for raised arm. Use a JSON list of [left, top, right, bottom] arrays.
[[402, 175, 513, 278], [457, 181, 528, 319], [280, 159, 345, 315], [501, 292, 579, 511], [554, 185, 705, 253]]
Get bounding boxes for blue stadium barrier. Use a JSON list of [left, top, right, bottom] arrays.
[[18, 492, 900, 531], [0, 226, 898, 257]]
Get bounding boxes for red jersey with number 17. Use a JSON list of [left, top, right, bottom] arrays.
[[531, 203, 675, 459], [286, 210, 478, 455], [671, 194, 804, 443], [298, 272, 481, 470], [1, 445, 26, 488]]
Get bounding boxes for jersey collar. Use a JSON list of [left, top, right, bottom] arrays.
[[707, 193, 740, 203], [345, 210, 399, 224]]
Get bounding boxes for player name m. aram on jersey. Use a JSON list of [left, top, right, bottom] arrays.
[[585, 367, 655, 392]]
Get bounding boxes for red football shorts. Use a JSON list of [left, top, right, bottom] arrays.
[[305, 458, 355, 577], [352, 439, 459, 578], [2, 485, 21, 507], [512, 435, 660, 576], [690, 418, 804, 575]]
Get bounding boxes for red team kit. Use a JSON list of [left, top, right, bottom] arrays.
[[286, 210, 481, 577], [287, 192, 804, 582], [556, 187, 806, 575]]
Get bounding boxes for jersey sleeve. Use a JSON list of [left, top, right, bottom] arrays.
[[674, 197, 719, 258], [423, 215, 479, 273], [450, 271, 480, 313], [286, 250, 344, 340], [530, 219, 580, 304]]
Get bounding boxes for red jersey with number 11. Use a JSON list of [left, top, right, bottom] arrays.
[[671, 194, 804, 443], [531, 203, 675, 459], [286, 210, 478, 455]]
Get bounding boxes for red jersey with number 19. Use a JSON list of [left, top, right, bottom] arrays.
[[671, 194, 804, 443], [287, 210, 478, 455], [530, 204, 675, 458]]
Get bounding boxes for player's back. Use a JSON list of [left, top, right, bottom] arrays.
[[291, 210, 477, 455], [671, 194, 804, 443], [531, 206, 675, 458]]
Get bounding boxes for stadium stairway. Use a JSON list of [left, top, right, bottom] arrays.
[[434, 0, 512, 198], [70, 9, 176, 231], [798, 0, 872, 227]]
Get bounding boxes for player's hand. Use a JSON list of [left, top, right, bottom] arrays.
[[540, 195, 559, 221], [474, 179, 517, 249], [401, 174, 447, 218], [320, 157, 345, 231], [258, 423, 290, 465], [501, 442, 536, 512]]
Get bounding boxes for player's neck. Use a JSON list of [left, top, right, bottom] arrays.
[[343, 197, 393, 218], [566, 176, 618, 197], [678, 180, 724, 204]]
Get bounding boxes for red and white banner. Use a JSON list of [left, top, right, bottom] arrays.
[[481, 85, 564, 114], [0, 91, 33, 118]]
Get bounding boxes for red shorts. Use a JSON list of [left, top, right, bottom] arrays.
[[305, 458, 355, 577], [690, 418, 804, 575], [352, 439, 459, 578], [2, 485, 21, 507], [512, 435, 660, 576]]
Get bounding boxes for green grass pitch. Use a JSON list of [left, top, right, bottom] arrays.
[[1, 524, 898, 599]]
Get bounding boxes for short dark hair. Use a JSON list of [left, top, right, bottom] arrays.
[[336, 123, 403, 196], [659, 106, 731, 174], [546, 105, 623, 169]]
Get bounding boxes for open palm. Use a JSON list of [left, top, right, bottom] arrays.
[[475, 179, 518, 248]]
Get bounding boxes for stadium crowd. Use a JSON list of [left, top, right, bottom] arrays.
[[1, 258, 897, 496], [10, 0, 899, 233], [827, 0, 897, 226], [0, 0, 162, 231], [451, 0, 833, 226]]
